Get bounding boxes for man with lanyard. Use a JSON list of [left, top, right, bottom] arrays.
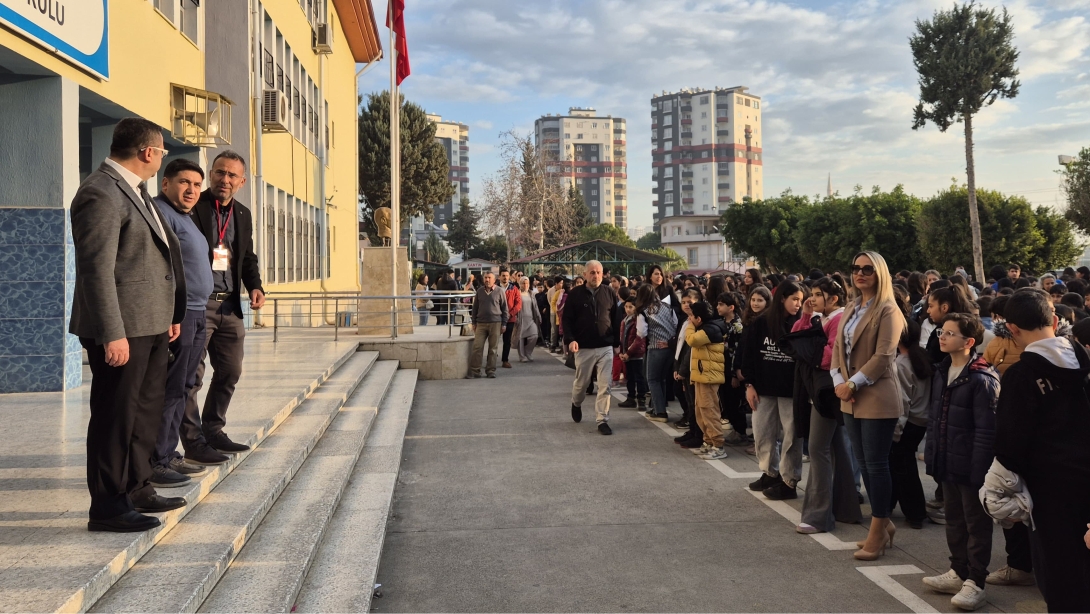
[[183, 150, 265, 463]]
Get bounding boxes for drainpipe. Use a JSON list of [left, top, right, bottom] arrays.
[[251, 0, 265, 326]]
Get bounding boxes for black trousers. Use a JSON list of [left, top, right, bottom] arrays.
[[889, 422, 927, 522], [184, 299, 245, 447], [82, 333, 169, 519], [1027, 482, 1090, 613], [501, 324, 514, 363], [1003, 521, 1033, 573], [719, 383, 747, 434], [155, 308, 206, 467], [942, 481, 994, 586]]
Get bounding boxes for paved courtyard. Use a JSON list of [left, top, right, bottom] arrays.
[[375, 352, 1048, 613]]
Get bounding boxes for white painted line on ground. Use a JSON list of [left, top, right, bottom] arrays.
[[856, 565, 937, 613], [705, 458, 764, 479]]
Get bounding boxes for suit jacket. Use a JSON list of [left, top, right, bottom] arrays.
[[191, 190, 264, 318], [70, 162, 185, 344], [830, 298, 906, 420]]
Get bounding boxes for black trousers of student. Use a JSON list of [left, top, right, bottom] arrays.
[[1003, 521, 1033, 573], [889, 422, 927, 523], [82, 333, 169, 519], [1027, 483, 1090, 613], [719, 383, 747, 435], [676, 379, 702, 439], [501, 324, 514, 363], [942, 481, 993, 587]]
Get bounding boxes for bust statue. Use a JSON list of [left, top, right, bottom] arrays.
[[374, 206, 392, 246]]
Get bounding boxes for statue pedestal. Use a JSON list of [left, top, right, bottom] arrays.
[[358, 247, 414, 336]]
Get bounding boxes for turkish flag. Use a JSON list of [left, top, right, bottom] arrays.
[[387, 0, 410, 85]]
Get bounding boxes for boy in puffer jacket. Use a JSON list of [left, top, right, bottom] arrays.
[[922, 313, 1000, 611], [686, 301, 728, 460], [618, 297, 648, 409]]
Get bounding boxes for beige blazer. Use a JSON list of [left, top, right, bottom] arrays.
[[830, 298, 906, 419]]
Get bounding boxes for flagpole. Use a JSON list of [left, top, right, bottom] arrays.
[[389, 0, 400, 339]]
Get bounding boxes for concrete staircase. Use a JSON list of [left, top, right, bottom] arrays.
[[49, 348, 415, 613]]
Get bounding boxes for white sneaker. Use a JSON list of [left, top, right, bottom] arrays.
[[950, 580, 986, 611], [691, 443, 712, 455], [986, 565, 1035, 586], [922, 569, 964, 595], [701, 446, 728, 460]]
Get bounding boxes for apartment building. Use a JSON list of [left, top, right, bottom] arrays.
[[650, 86, 763, 231], [659, 215, 726, 271], [534, 108, 628, 230], [425, 114, 469, 226]]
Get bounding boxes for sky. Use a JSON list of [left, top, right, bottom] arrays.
[[358, 0, 1090, 235]]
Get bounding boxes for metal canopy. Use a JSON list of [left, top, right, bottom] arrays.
[[510, 240, 669, 277]]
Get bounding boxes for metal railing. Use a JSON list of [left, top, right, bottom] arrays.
[[264, 291, 475, 342]]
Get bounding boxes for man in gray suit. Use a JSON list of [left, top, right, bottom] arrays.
[[70, 118, 188, 532]]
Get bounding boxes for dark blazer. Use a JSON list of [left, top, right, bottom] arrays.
[[191, 190, 264, 318], [70, 162, 185, 344]]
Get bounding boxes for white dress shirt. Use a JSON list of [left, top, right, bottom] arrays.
[[104, 157, 166, 240]]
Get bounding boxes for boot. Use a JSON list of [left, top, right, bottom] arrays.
[[637, 396, 647, 410]]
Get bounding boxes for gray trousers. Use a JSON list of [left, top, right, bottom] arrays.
[[944, 481, 993, 586], [753, 395, 802, 487], [571, 345, 613, 424], [801, 406, 863, 530], [470, 322, 502, 375], [183, 299, 245, 448]]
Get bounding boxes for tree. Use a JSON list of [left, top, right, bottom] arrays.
[[445, 196, 480, 258], [910, 2, 1020, 283], [649, 247, 688, 273], [636, 231, 661, 251], [358, 91, 456, 242], [567, 183, 594, 231], [1030, 206, 1084, 273], [514, 133, 573, 250], [1060, 147, 1090, 235], [468, 235, 509, 263], [423, 230, 449, 265], [917, 186, 1043, 274], [478, 162, 521, 263], [578, 223, 636, 247], [720, 192, 807, 273]]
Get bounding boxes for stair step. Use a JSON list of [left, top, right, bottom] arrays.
[[6, 341, 363, 614], [293, 369, 418, 613], [198, 360, 400, 613], [88, 351, 380, 613]]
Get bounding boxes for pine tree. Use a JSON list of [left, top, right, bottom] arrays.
[[445, 196, 480, 259]]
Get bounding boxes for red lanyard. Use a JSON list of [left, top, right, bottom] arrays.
[[214, 200, 233, 246]]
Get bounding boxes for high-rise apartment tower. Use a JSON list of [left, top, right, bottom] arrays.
[[534, 108, 628, 230], [427, 114, 469, 226], [650, 86, 763, 231]]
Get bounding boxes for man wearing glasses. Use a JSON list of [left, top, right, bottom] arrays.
[[71, 118, 188, 531], [183, 151, 265, 463]]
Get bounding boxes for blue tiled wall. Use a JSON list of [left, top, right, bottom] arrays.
[[0, 208, 81, 392]]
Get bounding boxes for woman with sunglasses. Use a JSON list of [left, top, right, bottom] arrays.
[[831, 252, 907, 561]]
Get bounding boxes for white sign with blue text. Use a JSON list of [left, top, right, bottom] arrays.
[[0, 0, 109, 79]]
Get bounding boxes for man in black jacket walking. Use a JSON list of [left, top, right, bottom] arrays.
[[563, 260, 619, 435], [183, 151, 265, 463]]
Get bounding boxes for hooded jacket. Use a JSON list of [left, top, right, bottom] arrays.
[[687, 317, 727, 384], [924, 353, 1001, 487], [983, 322, 1023, 377], [994, 336, 1090, 490], [738, 312, 798, 398]]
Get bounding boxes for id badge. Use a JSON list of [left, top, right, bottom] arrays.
[[212, 245, 231, 272]]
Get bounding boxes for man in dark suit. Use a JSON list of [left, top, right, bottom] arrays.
[[70, 118, 188, 532], [182, 151, 265, 461]]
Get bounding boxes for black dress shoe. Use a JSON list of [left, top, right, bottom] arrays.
[[88, 511, 161, 533], [184, 444, 230, 465], [571, 404, 582, 423], [207, 432, 251, 453], [133, 494, 187, 513], [749, 473, 780, 492]]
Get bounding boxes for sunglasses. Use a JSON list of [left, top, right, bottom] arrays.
[[850, 265, 876, 276]]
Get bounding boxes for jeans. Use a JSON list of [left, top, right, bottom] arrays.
[[571, 346, 613, 424], [417, 308, 428, 326], [645, 348, 673, 416], [624, 358, 648, 400], [155, 308, 207, 467], [843, 414, 897, 518], [889, 421, 927, 522]]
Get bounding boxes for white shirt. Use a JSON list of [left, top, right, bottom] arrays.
[[104, 157, 166, 240]]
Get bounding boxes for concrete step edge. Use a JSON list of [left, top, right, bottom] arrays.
[[292, 369, 419, 613], [56, 344, 368, 614], [198, 360, 401, 613], [86, 352, 380, 614]]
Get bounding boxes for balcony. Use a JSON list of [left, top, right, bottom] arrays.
[[717, 183, 730, 189], [680, 104, 692, 112], [717, 168, 730, 175], [681, 184, 693, 191], [680, 118, 692, 125], [651, 122, 658, 129], [682, 197, 694, 204], [459, 145, 468, 151], [681, 131, 693, 139], [615, 183, 626, 190], [681, 207, 695, 215], [718, 196, 733, 203], [717, 129, 729, 136], [681, 171, 693, 178], [613, 139, 625, 145], [717, 115, 728, 122]]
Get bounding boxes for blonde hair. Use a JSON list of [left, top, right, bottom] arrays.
[[852, 251, 898, 309]]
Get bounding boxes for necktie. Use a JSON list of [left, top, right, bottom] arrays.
[[138, 182, 166, 240]]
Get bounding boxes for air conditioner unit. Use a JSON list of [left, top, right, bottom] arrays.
[[313, 23, 333, 54], [262, 89, 289, 132]]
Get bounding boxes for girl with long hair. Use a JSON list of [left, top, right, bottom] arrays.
[[889, 319, 932, 529], [742, 285, 771, 326], [673, 287, 704, 438], [742, 268, 763, 296], [635, 283, 678, 422], [831, 251, 907, 561], [739, 279, 806, 501]]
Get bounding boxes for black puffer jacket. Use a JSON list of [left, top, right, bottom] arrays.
[[924, 353, 1000, 487]]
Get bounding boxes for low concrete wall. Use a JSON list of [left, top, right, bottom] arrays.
[[357, 331, 472, 380]]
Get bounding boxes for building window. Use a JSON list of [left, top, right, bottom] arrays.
[[753, 101, 760, 109], [700, 96, 709, 104], [701, 111, 707, 118], [688, 248, 699, 265], [663, 114, 672, 126], [745, 98, 752, 107], [702, 151, 709, 158], [664, 100, 672, 111], [665, 193, 674, 204], [665, 153, 672, 163], [701, 125, 707, 132], [703, 204, 710, 211], [665, 180, 673, 190], [702, 164, 709, 171], [664, 141, 672, 151], [664, 167, 673, 178], [577, 133, 583, 139], [702, 178, 708, 184], [564, 133, 570, 139]]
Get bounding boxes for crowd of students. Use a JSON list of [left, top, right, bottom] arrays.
[[501, 256, 1090, 613]]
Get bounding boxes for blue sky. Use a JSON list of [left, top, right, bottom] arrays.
[[359, 0, 1090, 234]]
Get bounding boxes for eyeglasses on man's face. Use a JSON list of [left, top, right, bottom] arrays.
[[850, 265, 876, 276], [938, 329, 969, 340], [141, 146, 169, 157]]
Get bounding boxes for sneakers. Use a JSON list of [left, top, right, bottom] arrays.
[[618, 397, 637, 408], [183, 444, 230, 466], [672, 419, 689, 430], [597, 423, 612, 436], [986, 565, 1035, 586], [149, 465, 191, 488], [951, 580, 986, 611], [723, 430, 748, 445], [762, 479, 798, 500], [700, 446, 728, 460], [571, 404, 583, 423], [802, 454, 811, 463], [923, 569, 964, 595], [648, 413, 668, 422], [169, 458, 208, 476], [927, 508, 947, 525], [926, 498, 944, 510], [637, 398, 647, 410], [465, 372, 482, 379], [691, 443, 712, 455], [749, 473, 779, 492]]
